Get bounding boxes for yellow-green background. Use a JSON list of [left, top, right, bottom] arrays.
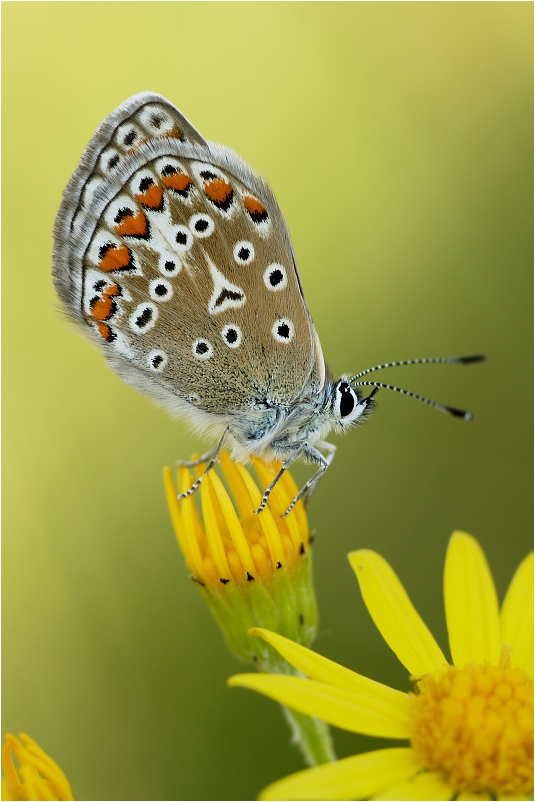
[[3, 3, 532, 799]]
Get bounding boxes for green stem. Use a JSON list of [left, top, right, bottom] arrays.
[[281, 705, 336, 766], [256, 652, 336, 766]]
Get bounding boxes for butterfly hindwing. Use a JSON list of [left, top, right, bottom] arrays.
[[53, 93, 326, 418]]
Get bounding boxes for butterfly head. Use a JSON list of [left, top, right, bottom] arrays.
[[328, 377, 376, 431]]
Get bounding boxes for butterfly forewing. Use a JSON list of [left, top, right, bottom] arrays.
[[53, 93, 325, 418]]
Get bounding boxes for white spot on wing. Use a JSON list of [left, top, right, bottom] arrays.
[[233, 241, 255, 265], [263, 263, 287, 291], [149, 278, 173, 302], [189, 213, 214, 238], [98, 147, 122, 174], [114, 122, 144, 151], [135, 104, 175, 138], [221, 324, 243, 349], [205, 254, 246, 315], [129, 302, 158, 333], [147, 349, 168, 372], [158, 251, 181, 277], [272, 318, 294, 344], [192, 339, 213, 360]]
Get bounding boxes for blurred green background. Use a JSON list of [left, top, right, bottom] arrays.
[[2, 3, 532, 799]]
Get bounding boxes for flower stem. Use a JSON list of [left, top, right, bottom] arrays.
[[281, 705, 336, 766], [257, 652, 336, 766]]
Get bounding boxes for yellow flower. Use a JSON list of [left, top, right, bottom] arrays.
[[1, 733, 73, 801], [164, 451, 317, 667], [229, 532, 533, 799]]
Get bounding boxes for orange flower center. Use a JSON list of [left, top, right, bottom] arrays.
[[409, 661, 533, 797]]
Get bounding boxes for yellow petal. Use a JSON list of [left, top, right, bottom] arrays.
[[201, 478, 231, 580], [373, 769, 453, 800], [348, 550, 446, 677], [457, 792, 492, 800], [500, 552, 533, 677], [2, 737, 21, 790], [278, 461, 309, 541], [236, 466, 285, 568], [259, 747, 422, 800], [228, 673, 410, 738], [220, 450, 252, 518], [179, 468, 206, 581], [209, 471, 256, 578], [253, 460, 302, 551], [163, 467, 191, 568], [444, 532, 500, 668], [1, 776, 17, 801], [250, 628, 409, 705]]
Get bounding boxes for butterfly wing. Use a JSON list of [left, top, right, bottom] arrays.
[[53, 93, 326, 422]]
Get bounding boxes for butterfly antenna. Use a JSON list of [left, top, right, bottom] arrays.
[[349, 354, 485, 383], [352, 380, 474, 420]]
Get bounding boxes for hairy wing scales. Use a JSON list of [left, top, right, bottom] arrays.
[[54, 93, 326, 419]]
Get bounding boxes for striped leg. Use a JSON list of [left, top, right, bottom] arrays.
[[282, 445, 331, 519], [177, 444, 220, 469], [300, 440, 336, 507], [176, 427, 230, 501], [254, 442, 308, 515]]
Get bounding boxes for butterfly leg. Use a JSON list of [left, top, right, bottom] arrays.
[[254, 442, 308, 515], [281, 445, 332, 519], [177, 445, 220, 469], [301, 440, 336, 507], [176, 427, 230, 501]]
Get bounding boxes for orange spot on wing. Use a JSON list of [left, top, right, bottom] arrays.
[[136, 184, 164, 210], [162, 172, 194, 193], [127, 138, 148, 154], [164, 123, 184, 140], [114, 210, 148, 237], [105, 283, 120, 297], [204, 178, 233, 205], [243, 195, 268, 221], [91, 295, 114, 321], [96, 322, 113, 341], [99, 244, 132, 272]]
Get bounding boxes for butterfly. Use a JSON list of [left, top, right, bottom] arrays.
[[53, 92, 483, 516]]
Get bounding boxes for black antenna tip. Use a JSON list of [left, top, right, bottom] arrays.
[[446, 406, 474, 421], [458, 354, 486, 364]]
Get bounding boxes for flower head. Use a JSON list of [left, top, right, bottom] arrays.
[[164, 451, 317, 667], [1, 733, 73, 801], [229, 532, 533, 799]]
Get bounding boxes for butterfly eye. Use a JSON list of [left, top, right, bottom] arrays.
[[233, 241, 255, 265], [192, 339, 213, 361], [264, 263, 287, 291], [335, 381, 358, 420]]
